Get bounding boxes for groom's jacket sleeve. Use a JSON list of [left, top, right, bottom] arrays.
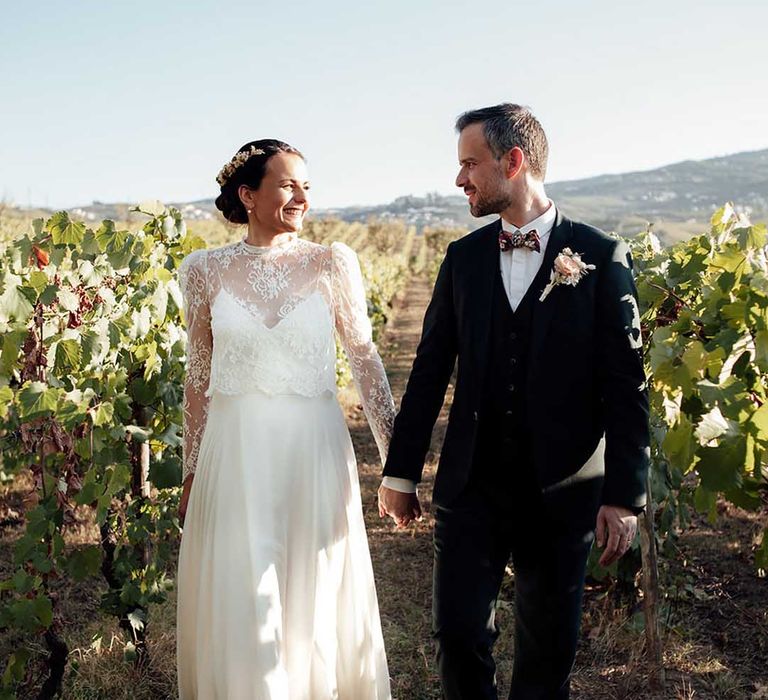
[[383, 243, 458, 484], [595, 238, 650, 512]]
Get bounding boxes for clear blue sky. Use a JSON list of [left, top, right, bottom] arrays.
[[1, 0, 766, 210]]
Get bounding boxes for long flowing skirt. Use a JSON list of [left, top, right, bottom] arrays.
[[176, 392, 391, 699]]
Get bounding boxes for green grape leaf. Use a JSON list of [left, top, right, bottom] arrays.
[[9, 594, 52, 633], [81, 328, 109, 367], [693, 484, 717, 523], [681, 341, 707, 379], [39, 284, 59, 306], [96, 220, 120, 251], [28, 270, 48, 294], [65, 546, 102, 581], [748, 403, 768, 446], [1, 329, 28, 377], [2, 648, 31, 686], [48, 211, 86, 245], [54, 338, 82, 374], [754, 329, 768, 373], [736, 223, 767, 250], [662, 415, 695, 472], [0, 275, 35, 323], [0, 387, 13, 419], [18, 382, 59, 419], [90, 401, 114, 427], [695, 436, 746, 492], [149, 454, 182, 489]]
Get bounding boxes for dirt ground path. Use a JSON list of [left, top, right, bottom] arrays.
[[346, 272, 445, 699]]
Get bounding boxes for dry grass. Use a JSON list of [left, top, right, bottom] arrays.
[[64, 598, 178, 699]]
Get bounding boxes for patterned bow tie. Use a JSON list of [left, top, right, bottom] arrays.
[[499, 228, 540, 253]]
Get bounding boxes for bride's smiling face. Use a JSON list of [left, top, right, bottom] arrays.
[[242, 152, 310, 233]]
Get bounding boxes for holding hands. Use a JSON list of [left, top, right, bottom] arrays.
[[378, 485, 422, 528]]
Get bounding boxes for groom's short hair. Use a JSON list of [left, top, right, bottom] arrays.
[[455, 103, 549, 180]]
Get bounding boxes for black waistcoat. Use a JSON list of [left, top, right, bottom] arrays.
[[470, 259, 539, 491]]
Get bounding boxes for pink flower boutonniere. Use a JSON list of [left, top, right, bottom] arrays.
[[539, 248, 596, 301]]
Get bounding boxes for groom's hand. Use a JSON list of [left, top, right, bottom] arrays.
[[378, 485, 422, 528], [596, 505, 638, 567]]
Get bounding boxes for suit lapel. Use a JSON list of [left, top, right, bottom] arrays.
[[530, 210, 573, 355], [470, 219, 502, 392]]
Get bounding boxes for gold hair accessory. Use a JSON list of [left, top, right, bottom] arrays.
[[216, 145, 266, 186]]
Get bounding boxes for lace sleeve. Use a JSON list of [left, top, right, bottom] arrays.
[[179, 250, 213, 481], [331, 242, 395, 463]]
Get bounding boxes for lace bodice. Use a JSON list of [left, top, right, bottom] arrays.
[[178, 237, 395, 479]]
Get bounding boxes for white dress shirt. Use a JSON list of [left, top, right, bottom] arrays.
[[382, 201, 557, 494], [499, 202, 556, 311]]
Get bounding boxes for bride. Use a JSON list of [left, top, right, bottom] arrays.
[[176, 139, 393, 699]]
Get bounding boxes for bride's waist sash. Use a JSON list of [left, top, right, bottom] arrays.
[[205, 367, 338, 399]]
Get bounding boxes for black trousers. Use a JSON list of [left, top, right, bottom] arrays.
[[432, 475, 595, 700]]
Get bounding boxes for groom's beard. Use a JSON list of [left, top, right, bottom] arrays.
[[469, 183, 514, 218], [470, 190, 515, 218]]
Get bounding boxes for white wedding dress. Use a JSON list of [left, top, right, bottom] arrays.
[[176, 236, 394, 700]]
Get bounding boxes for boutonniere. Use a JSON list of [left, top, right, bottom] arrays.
[[539, 248, 596, 301]]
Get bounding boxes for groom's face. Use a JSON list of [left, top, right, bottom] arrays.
[[455, 123, 513, 218]]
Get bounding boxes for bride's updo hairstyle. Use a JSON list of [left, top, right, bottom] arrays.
[[214, 139, 304, 224]]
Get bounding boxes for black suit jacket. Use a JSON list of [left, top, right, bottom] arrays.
[[384, 210, 650, 511]]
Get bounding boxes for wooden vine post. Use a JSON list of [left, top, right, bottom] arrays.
[[639, 473, 665, 690]]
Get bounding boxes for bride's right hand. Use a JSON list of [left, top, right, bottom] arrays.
[[179, 474, 194, 527]]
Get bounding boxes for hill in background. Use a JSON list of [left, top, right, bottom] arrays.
[[547, 148, 768, 242], [10, 148, 768, 245]]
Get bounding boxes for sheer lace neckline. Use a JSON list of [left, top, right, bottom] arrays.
[[238, 234, 299, 255]]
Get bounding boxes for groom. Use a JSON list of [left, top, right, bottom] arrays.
[[379, 104, 650, 699]]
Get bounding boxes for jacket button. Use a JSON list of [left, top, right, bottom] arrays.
[[509, 332, 518, 340], [509, 357, 517, 365], [508, 384, 515, 392]]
